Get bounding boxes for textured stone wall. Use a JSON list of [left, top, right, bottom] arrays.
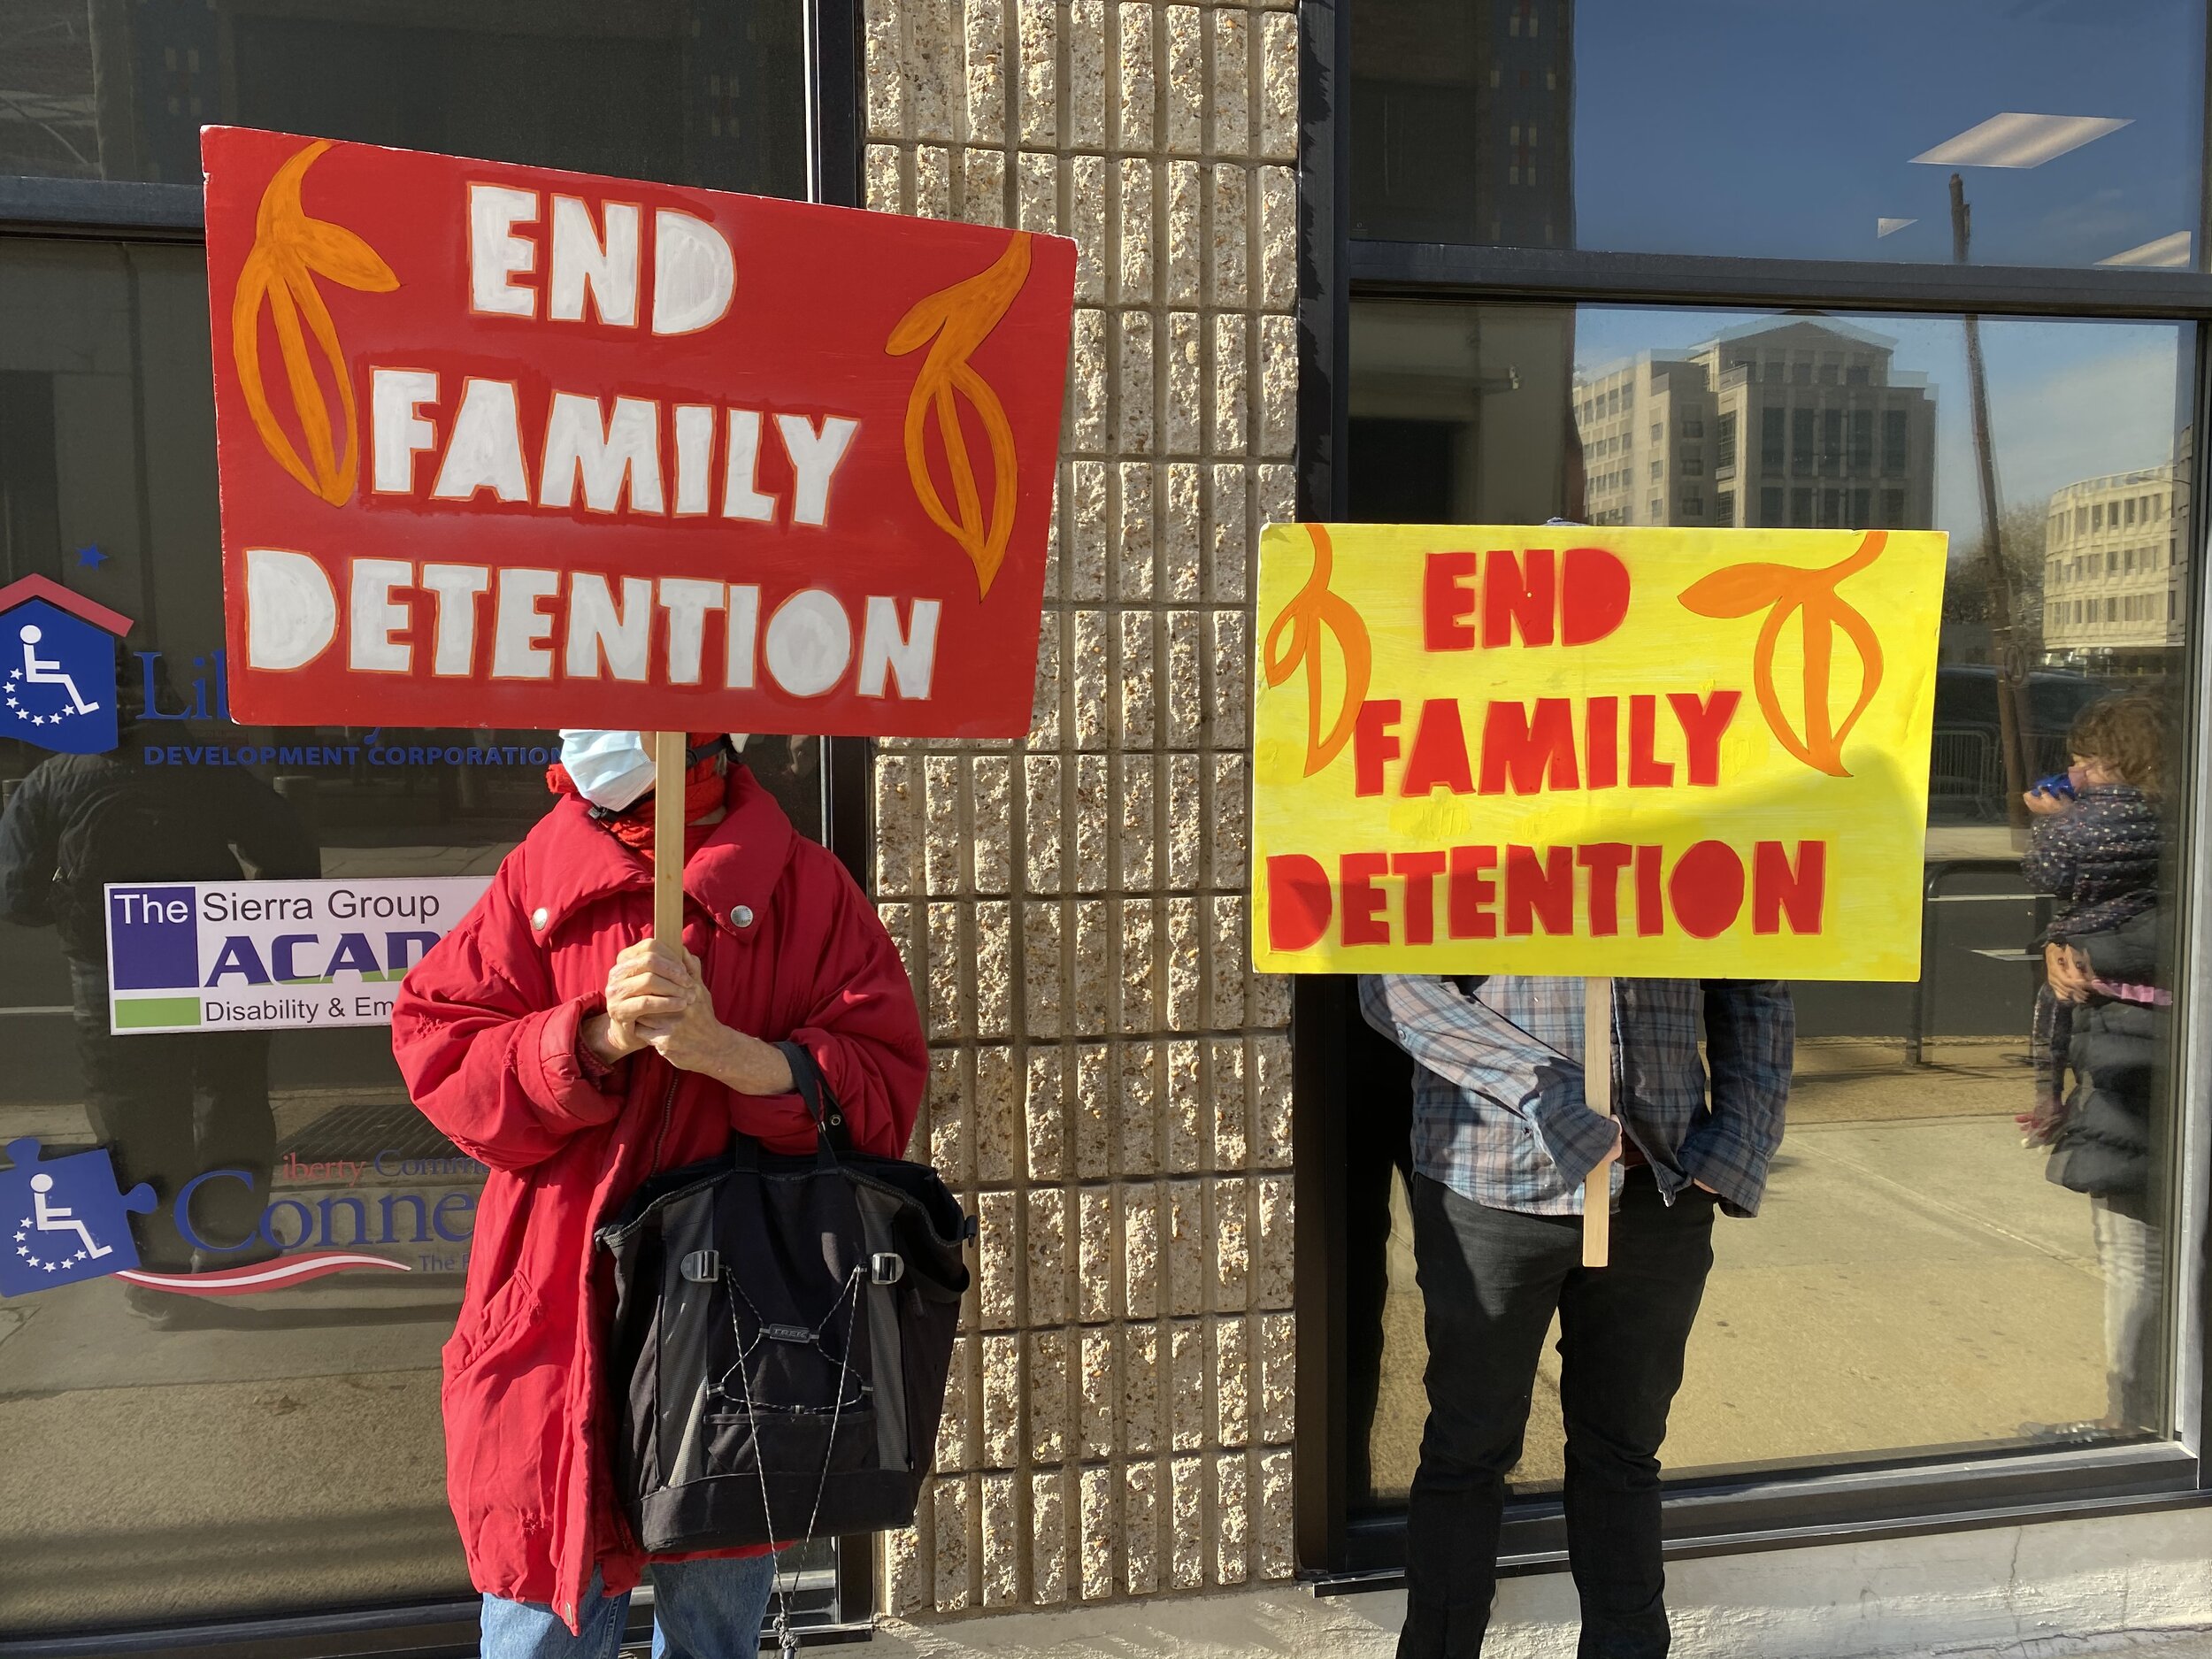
[[861, 0, 1301, 1613]]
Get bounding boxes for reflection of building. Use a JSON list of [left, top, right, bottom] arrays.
[[1348, 303, 1585, 524], [1474, 0, 1575, 250], [1574, 356, 1708, 527], [1575, 319, 1936, 530], [0, 1, 796, 193], [1350, 0, 1574, 246], [2043, 434, 2190, 673]]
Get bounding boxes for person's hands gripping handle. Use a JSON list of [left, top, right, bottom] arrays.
[[583, 940, 795, 1095]]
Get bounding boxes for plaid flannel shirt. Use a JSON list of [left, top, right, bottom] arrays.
[[1359, 975, 1793, 1217]]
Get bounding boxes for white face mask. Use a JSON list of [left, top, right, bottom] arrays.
[[557, 731, 752, 812], [557, 730, 656, 811]]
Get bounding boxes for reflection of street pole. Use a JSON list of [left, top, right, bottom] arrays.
[[1951, 172, 2031, 837]]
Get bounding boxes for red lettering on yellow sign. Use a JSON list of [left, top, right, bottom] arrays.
[[1420, 546, 1632, 651], [1351, 690, 1742, 799], [1263, 839, 1830, 953], [1253, 523, 1947, 980]]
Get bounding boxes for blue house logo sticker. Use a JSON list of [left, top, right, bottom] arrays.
[[0, 574, 134, 757], [0, 1137, 154, 1297]]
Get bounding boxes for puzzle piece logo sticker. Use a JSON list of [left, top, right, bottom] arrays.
[[0, 1137, 154, 1296], [0, 1136, 415, 1300]]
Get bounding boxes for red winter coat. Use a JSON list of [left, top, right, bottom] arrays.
[[391, 770, 925, 1627]]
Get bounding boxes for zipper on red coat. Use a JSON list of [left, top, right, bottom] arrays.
[[649, 1067, 680, 1172]]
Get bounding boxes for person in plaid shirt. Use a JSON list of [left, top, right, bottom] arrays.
[[1361, 974, 1792, 1659]]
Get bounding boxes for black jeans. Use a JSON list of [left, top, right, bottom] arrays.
[[1401, 1169, 1717, 1659]]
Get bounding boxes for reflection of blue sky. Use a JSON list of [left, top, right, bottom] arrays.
[[1573, 307, 2186, 537], [1574, 0, 2203, 268]]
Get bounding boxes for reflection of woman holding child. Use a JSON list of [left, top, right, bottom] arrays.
[[2019, 695, 2168, 1443]]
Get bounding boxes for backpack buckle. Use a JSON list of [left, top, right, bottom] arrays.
[[870, 1252, 904, 1286], [680, 1248, 721, 1283]]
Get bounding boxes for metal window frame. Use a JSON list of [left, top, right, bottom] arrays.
[[0, 0, 877, 1650], [1346, 241, 2212, 319], [0, 176, 204, 237], [1294, 0, 2212, 1584]]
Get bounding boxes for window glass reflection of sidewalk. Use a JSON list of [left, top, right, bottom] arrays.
[[1363, 1038, 2109, 1501], [0, 1075, 479, 1630]]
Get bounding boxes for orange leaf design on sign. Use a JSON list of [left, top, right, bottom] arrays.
[[887, 233, 1033, 600], [1678, 530, 1888, 778], [1263, 525, 1372, 777], [232, 141, 397, 506]]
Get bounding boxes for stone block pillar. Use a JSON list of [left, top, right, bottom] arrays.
[[863, 0, 1302, 1611]]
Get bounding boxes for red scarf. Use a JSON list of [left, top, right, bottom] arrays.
[[545, 735, 735, 863]]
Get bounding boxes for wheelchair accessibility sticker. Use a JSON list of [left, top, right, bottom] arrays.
[[0, 573, 133, 757], [1, 1140, 152, 1293], [0, 1137, 433, 1300]]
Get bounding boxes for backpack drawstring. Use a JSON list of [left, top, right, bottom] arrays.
[[723, 1262, 865, 1655]]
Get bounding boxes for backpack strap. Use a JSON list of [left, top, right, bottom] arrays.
[[775, 1041, 855, 1159]]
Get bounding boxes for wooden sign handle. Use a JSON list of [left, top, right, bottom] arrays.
[[651, 731, 687, 949], [1582, 975, 1615, 1268]]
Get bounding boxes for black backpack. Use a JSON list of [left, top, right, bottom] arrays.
[[42, 757, 255, 957], [595, 1048, 972, 1562]]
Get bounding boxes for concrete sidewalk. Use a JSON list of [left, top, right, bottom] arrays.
[[1899, 1638, 2212, 1657], [862, 1514, 2212, 1659], [862, 1578, 2212, 1659]]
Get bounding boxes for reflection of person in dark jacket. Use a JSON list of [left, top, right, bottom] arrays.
[[741, 733, 823, 833], [2017, 694, 2168, 1441], [2041, 908, 2166, 1436], [0, 660, 319, 1294]]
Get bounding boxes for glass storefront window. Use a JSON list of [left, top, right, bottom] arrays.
[[1349, 0, 2208, 269], [2, 1, 804, 198], [1343, 296, 2194, 1511], [0, 240, 826, 1632]]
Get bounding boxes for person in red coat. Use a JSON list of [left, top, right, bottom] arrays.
[[393, 732, 926, 1658]]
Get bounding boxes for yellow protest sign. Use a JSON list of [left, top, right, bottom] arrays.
[[1250, 524, 1947, 979]]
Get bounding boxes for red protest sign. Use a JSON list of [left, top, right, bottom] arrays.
[[201, 127, 1077, 737]]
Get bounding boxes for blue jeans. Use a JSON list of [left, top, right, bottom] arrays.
[[2093, 1193, 2164, 1430], [481, 1555, 781, 1659]]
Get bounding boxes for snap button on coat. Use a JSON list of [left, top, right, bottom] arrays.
[[730, 904, 754, 929]]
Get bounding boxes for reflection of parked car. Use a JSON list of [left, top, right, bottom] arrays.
[[1929, 666, 2108, 823]]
